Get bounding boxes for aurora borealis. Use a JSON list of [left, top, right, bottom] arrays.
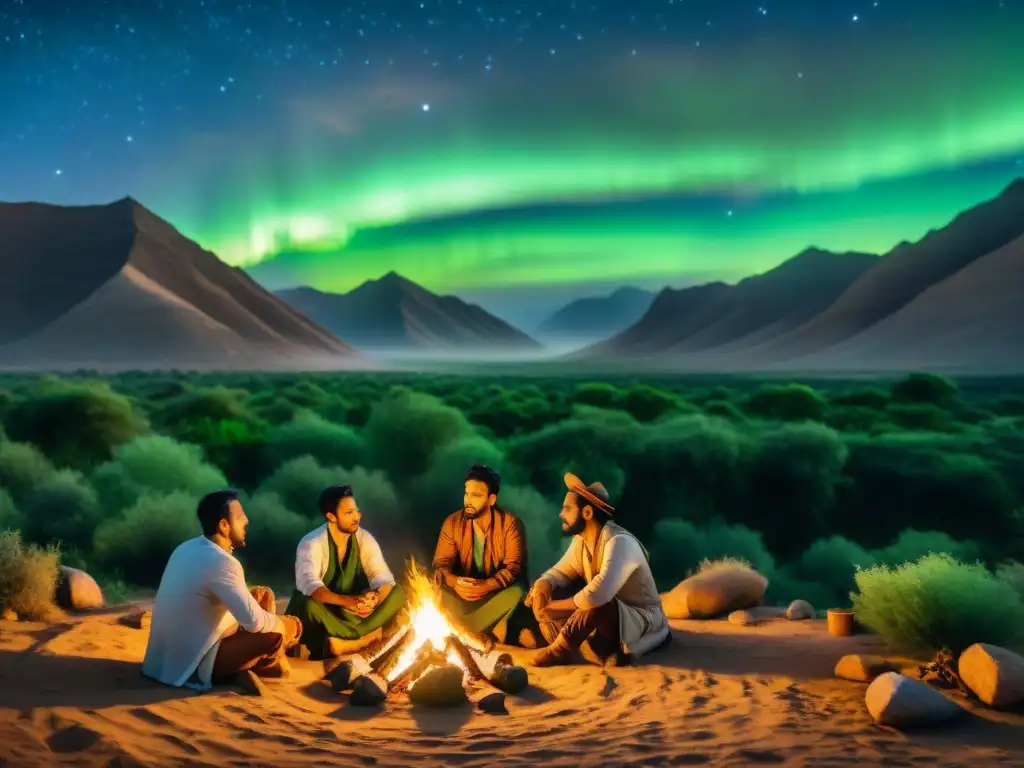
[[3, 0, 1024, 320]]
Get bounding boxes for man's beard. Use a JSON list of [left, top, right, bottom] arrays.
[[563, 516, 586, 536], [464, 503, 489, 519]]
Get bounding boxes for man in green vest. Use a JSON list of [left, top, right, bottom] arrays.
[[286, 484, 406, 659], [432, 464, 539, 649]]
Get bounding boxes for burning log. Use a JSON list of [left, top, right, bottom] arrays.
[[350, 673, 389, 706], [325, 654, 372, 693], [465, 647, 530, 695]]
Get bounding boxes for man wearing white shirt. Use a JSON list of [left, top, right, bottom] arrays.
[[526, 473, 670, 667], [285, 484, 406, 659], [142, 489, 302, 690]]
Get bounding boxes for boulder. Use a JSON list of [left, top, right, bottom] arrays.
[[865, 672, 963, 729], [958, 643, 1024, 708], [1, 609, 17, 622], [835, 654, 899, 682], [408, 665, 468, 707], [662, 564, 768, 619], [786, 600, 814, 620], [120, 610, 151, 630], [728, 606, 786, 626], [55, 567, 104, 612]]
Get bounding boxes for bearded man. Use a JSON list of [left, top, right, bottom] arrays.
[[285, 484, 406, 659], [143, 489, 302, 690], [526, 473, 670, 667], [432, 464, 538, 648]]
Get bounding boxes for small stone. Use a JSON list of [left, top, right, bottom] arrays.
[[478, 692, 508, 714], [959, 643, 1024, 708], [408, 665, 467, 707], [350, 673, 388, 706], [120, 610, 151, 630], [728, 606, 786, 626], [1, 609, 18, 622], [234, 670, 267, 697], [865, 672, 963, 729], [326, 656, 372, 692], [786, 600, 814, 620], [835, 654, 899, 682]]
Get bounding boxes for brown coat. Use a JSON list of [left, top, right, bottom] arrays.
[[432, 507, 527, 589]]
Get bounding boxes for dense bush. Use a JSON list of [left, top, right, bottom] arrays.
[[0, 368, 1023, 618], [0, 530, 60, 619], [851, 554, 1024, 654]]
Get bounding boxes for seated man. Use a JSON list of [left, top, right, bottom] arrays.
[[526, 473, 670, 667], [285, 484, 406, 659], [432, 464, 537, 649], [143, 489, 302, 690]]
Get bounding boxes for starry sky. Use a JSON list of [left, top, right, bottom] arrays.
[[3, 0, 1024, 326]]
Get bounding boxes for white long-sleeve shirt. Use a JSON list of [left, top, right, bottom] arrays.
[[539, 521, 669, 656], [142, 536, 277, 691], [294, 524, 395, 597]]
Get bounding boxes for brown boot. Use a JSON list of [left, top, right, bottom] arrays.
[[530, 635, 574, 667]]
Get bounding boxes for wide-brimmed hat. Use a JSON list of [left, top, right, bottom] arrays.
[[564, 472, 615, 515]]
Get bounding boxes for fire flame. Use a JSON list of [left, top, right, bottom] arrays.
[[386, 557, 470, 683]]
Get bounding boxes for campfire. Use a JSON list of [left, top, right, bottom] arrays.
[[328, 558, 528, 708]]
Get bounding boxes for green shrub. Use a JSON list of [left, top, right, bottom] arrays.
[[0, 439, 56, 505], [3, 382, 146, 469], [362, 390, 473, 477], [745, 383, 829, 422], [0, 529, 60, 619], [91, 435, 228, 514], [0, 489, 25, 531], [263, 411, 363, 472], [851, 553, 1024, 654], [649, 518, 775, 588], [890, 373, 959, 406], [93, 491, 199, 586], [256, 456, 344, 517], [238, 492, 314, 585], [997, 561, 1024, 601], [20, 469, 101, 552]]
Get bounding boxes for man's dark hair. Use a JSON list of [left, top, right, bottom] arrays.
[[319, 484, 354, 517], [197, 489, 240, 537], [571, 492, 613, 526], [465, 464, 500, 496]]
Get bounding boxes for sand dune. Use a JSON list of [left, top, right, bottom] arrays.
[[2, 605, 1021, 767]]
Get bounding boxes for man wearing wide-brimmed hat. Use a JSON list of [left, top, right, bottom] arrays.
[[526, 473, 670, 666]]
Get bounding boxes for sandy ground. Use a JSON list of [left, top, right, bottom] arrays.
[[1, 603, 1023, 768]]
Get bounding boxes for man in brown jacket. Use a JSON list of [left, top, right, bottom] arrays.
[[432, 464, 538, 648]]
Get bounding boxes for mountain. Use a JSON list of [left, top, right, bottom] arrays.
[[0, 198, 360, 370], [743, 177, 1024, 365], [536, 286, 655, 341], [583, 248, 878, 358], [786, 230, 1024, 372], [275, 272, 542, 351]]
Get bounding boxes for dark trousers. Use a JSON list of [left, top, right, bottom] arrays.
[[211, 586, 285, 683], [559, 600, 621, 652]]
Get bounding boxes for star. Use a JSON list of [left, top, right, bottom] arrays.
[[852, 14, 859, 21], [54, 169, 62, 176], [422, 103, 430, 111], [126, 135, 133, 142]]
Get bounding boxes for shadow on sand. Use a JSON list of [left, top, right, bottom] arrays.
[[0, 649, 194, 710]]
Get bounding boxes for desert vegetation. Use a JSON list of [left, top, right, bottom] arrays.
[[1, 370, 1023, 651]]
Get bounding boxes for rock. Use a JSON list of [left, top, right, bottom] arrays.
[[786, 600, 814, 620], [408, 665, 468, 707], [55, 567, 104, 612], [661, 564, 767, 619], [350, 673, 388, 706], [234, 670, 267, 696], [1, 609, 17, 622], [491, 661, 529, 694], [835, 654, 900, 682], [728, 606, 786, 626], [865, 672, 963, 729], [959, 643, 1024, 707], [478, 692, 508, 714], [120, 610, 151, 630], [326, 655, 373, 692]]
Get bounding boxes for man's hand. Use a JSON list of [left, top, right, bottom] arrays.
[[525, 580, 552, 620], [454, 577, 495, 602], [337, 594, 374, 618], [275, 615, 302, 647]]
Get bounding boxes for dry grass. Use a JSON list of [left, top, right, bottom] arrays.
[[0, 529, 61, 620]]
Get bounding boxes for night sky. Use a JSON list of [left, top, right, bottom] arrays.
[[3, 0, 1024, 319]]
